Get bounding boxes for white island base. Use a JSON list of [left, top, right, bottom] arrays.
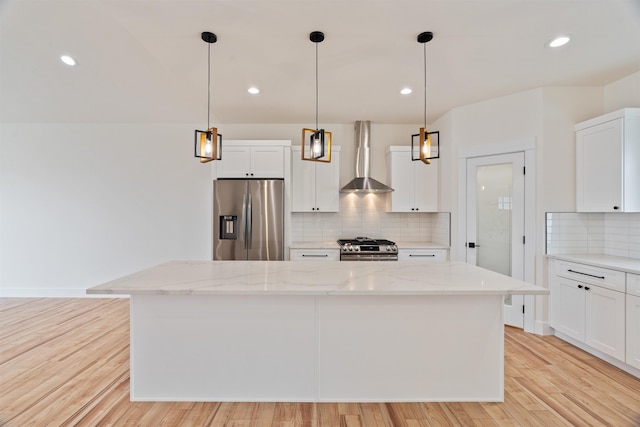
[[88, 261, 548, 402], [132, 294, 503, 402]]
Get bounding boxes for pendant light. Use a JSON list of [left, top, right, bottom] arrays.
[[411, 31, 439, 165], [194, 31, 222, 163], [302, 31, 332, 163]]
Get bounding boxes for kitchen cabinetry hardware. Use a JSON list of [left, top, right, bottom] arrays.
[[409, 254, 435, 257], [567, 269, 605, 280], [585, 286, 590, 291], [578, 285, 583, 289], [302, 254, 328, 258]]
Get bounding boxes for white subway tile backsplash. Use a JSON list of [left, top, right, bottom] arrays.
[[546, 212, 639, 260], [292, 194, 450, 245]]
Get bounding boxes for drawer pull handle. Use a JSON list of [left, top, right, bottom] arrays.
[[567, 269, 605, 280], [409, 254, 436, 257], [302, 254, 328, 257]]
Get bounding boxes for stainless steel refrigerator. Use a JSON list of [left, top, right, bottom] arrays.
[[213, 179, 285, 260]]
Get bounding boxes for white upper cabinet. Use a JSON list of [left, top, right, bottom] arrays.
[[386, 146, 438, 212], [291, 146, 340, 212], [216, 141, 289, 178], [575, 108, 640, 212]]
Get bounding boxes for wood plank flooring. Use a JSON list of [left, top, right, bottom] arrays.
[[1, 298, 639, 426]]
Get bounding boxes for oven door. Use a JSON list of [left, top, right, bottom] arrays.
[[340, 253, 398, 261]]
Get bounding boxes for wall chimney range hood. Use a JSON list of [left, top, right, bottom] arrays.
[[340, 121, 393, 193]]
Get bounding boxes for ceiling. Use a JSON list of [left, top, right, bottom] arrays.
[[1, 0, 639, 125]]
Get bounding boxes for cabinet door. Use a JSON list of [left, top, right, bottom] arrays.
[[398, 249, 447, 262], [388, 152, 415, 212], [576, 118, 623, 212], [627, 294, 640, 370], [550, 277, 586, 342], [250, 146, 284, 178], [585, 285, 625, 361], [291, 155, 316, 212], [413, 160, 438, 212], [290, 249, 339, 261], [314, 151, 340, 212], [217, 146, 252, 177]]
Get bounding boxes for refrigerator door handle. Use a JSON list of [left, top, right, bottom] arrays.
[[241, 191, 248, 250], [246, 193, 253, 250]]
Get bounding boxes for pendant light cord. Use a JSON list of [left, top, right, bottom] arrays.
[[207, 41, 211, 130], [315, 42, 319, 131], [423, 41, 427, 129]]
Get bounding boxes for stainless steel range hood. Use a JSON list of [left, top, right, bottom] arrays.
[[340, 121, 393, 193]]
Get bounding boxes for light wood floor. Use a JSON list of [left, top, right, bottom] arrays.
[[1, 298, 639, 426]]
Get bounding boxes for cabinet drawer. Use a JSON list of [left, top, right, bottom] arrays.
[[398, 249, 448, 262], [554, 260, 625, 292], [628, 273, 640, 297], [290, 249, 339, 261]]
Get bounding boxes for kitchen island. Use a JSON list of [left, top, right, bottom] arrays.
[[87, 260, 548, 402]]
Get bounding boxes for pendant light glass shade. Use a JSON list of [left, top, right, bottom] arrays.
[[302, 128, 332, 162], [194, 31, 222, 163], [411, 128, 439, 164], [195, 127, 222, 163], [302, 31, 331, 162], [411, 31, 439, 165]]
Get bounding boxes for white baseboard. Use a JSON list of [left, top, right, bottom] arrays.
[[534, 320, 554, 336], [0, 288, 129, 298]]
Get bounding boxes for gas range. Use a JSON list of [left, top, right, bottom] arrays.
[[337, 237, 398, 261]]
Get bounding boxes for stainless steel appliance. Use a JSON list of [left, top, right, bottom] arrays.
[[337, 237, 398, 261], [213, 179, 284, 260]]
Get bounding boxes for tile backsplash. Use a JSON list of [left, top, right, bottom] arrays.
[[546, 212, 640, 259], [292, 193, 450, 245]]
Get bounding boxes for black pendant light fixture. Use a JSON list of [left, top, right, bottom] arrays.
[[302, 31, 332, 162], [194, 31, 222, 163], [411, 31, 439, 165]]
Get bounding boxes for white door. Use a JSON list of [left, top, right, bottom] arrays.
[[466, 152, 525, 328]]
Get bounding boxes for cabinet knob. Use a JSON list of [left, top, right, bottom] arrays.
[[613, 206, 619, 210], [578, 285, 583, 289], [585, 286, 590, 291]]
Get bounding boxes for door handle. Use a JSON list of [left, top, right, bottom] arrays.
[[467, 242, 480, 248], [246, 193, 253, 250]]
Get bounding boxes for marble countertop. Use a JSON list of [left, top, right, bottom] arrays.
[[87, 260, 547, 296], [547, 254, 640, 274], [290, 241, 449, 250]]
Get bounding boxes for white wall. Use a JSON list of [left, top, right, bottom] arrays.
[[604, 71, 640, 112], [0, 124, 212, 296]]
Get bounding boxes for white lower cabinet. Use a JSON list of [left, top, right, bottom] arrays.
[[584, 284, 625, 361], [550, 276, 586, 341], [398, 249, 448, 262], [290, 249, 339, 261], [626, 294, 640, 370], [627, 273, 640, 370], [549, 259, 625, 362]]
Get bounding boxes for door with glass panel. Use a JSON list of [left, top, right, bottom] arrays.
[[466, 153, 525, 328]]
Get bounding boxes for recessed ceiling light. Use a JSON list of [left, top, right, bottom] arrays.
[[60, 55, 77, 66], [400, 88, 412, 95], [248, 87, 260, 94], [548, 35, 571, 48]]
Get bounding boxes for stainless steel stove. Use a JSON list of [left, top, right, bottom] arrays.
[[337, 237, 398, 261]]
